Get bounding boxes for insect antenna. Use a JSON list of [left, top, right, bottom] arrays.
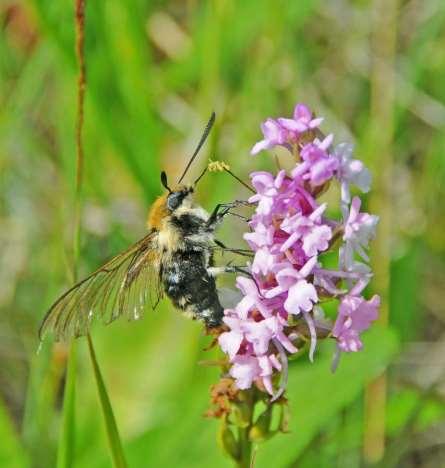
[[178, 111, 216, 184], [160, 171, 172, 193], [193, 166, 208, 186]]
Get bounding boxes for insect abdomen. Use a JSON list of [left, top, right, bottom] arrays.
[[162, 249, 223, 328]]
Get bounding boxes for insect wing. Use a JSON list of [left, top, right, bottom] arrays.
[[39, 230, 162, 341]]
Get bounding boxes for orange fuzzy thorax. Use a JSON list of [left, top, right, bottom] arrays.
[[147, 194, 168, 230]]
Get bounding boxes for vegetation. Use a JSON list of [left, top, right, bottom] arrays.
[[1, 0, 444, 466]]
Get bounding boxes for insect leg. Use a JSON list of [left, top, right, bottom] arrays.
[[213, 239, 253, 257], [208, 264, 263, 296], [206, 203, 230, 228], [208, 264, 250, 277], [226, 211, 250, 221], [206, 200, 252, 229]]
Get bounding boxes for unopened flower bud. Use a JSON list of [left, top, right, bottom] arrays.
[[218, 420, 240, 461]]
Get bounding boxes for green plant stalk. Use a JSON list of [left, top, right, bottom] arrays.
[[55, 0, 86, 460], [57, 1, 127, 467], [236, 389, 254, 468], [74, 0, 128, 465], [237, 426, 252, 468], [57, 342, 77, 468], [87, 335, 128, 468], [363, 0, 398, 463]]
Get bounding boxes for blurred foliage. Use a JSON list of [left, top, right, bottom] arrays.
[[1, 0, 445, 467]]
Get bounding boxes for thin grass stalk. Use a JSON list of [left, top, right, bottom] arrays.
[[79, 0, 128, 465], [74, 1, 128, 465], [58, 1, 127, 466], [73, 0, 86, 280], [55, 0, 87, 463], [57, 343, 77, 468], [363, 0, 398, 463]]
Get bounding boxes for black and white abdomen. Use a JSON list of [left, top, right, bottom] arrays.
[[161, 249, 224, 327], [158, 203, 226, 328]]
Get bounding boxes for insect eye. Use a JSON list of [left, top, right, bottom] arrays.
[[167, 192, 184, 211]]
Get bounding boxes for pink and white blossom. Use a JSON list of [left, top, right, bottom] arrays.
[[219, 102, 380, 398], [333, 143, 372, 208], [278, 103, 323, 135], [251, 119, 288, 155], [332, 295, 380, 352], [343, 196, 379, 262]]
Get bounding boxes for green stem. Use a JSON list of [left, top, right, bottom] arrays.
[[56, 0, 87, 463], [56, 342, 77, 468], [237, 426, 252, 468], [58, 2, 127, 467], [236, 388, 254, 468]]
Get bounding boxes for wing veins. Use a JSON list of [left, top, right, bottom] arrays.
[[39, 231, 159, 341]]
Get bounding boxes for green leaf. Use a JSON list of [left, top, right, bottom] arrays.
[[87, 336, 128, 468], [21, 342, 58, 467], [254, 327, 399, 467]]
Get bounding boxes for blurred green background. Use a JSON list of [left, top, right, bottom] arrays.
[[1, 0, 445, 467]]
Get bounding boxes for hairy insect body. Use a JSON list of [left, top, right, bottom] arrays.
[[162, 250, 223, 327], [38, 113, 232, 341], [39, 185, 229, 341], [158, 200, 224, 328]]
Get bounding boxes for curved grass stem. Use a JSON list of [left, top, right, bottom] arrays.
[[57, 1, 127, 467]]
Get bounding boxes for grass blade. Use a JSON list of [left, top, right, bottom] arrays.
[[87, 335, 128, 468], [57, 343, 77, 468], [0, 395, 29, 468]]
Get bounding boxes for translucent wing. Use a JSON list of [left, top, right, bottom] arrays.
[[39, 230, 162, 342]]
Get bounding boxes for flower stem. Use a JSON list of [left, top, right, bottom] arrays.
[[237, 426, 252, 468], [236, 388, 255, 468]]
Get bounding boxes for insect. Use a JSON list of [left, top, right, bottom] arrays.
[[39, 113, 250, 342]]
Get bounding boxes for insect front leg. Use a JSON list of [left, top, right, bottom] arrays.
[[207, 264, 263, 296], [206, 200, 252, 230], [213, 239, 253, 258]]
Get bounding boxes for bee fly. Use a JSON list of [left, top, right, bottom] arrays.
[[39, 113, 251, 342]]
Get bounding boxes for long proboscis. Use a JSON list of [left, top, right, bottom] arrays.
[[177, 112, 216, 184]]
